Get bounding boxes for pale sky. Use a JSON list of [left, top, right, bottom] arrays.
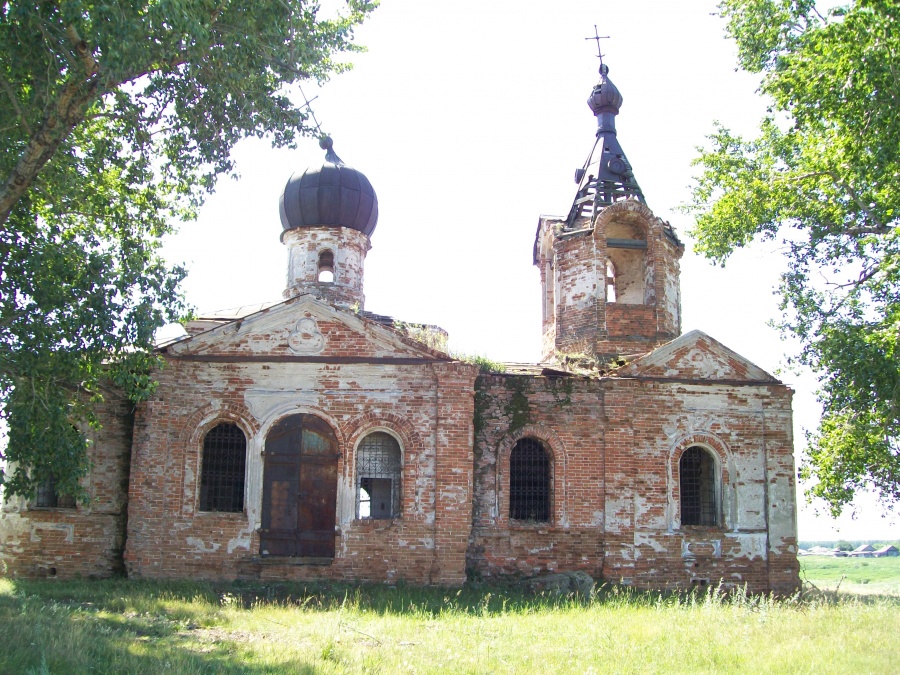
[[162, 0, 900, 541]]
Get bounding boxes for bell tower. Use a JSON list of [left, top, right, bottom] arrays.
[[279, 137, 379, 310], [534, 64, 683, 363]]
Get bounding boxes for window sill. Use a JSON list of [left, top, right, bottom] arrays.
[[352, 518, 400, 530], [196, 510, 247, 518], [508, 520, 553, 532]]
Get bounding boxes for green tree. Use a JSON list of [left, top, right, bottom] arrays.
[[0, 0, 374, 500], [686, 0, 900, 515]]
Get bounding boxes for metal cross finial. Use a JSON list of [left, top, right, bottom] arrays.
[[585, 25, 610, 69], [297, 83, 325, 138]]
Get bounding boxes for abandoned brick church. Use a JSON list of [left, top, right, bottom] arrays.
[[0, 63, 800, 593]]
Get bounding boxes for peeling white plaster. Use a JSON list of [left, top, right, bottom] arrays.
[[0, 510, 29, 549], [634, 531, 668, 554], [186, 536, 220, 553], [726, 533, 767, 561], [227, 529, 252, 554], [30, 522, 74, 544]]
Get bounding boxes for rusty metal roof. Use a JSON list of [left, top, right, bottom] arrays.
[[566, 64, 645, 228]]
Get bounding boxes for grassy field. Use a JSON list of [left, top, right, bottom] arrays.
[[2, 575, 899, 674], [800, 554, 900, 595]]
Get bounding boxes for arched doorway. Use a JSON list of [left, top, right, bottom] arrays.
[[260, 414, 339, 558]]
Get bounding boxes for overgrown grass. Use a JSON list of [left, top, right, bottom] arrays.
[[800, 554, 900, 595], [451, 352, 507, 374], [2, 577, 899, 673]]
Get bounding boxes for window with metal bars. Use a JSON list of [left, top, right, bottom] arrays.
[[679, 446, 718, 526], [200, 423, 247, 513], [509, 438, 550, 522], [34, 476, 76, 509], [356, 432, 401, 519]]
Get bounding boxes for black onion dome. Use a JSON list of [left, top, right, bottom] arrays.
[[279, 137, 379, 239], [587, 64, 623, 116]]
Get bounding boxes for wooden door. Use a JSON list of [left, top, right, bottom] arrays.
[[260, 414, 339, 557]]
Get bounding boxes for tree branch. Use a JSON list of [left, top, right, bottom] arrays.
[[0, 72, 33, 136], [840, 223, 893, 237], [64, 24, 99, 77], [0, 75, 100, 228], [829, 172, 885, 232]]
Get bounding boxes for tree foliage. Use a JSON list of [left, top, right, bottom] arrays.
[[0, 0, 374, 500], [686, 0, 900, 515]]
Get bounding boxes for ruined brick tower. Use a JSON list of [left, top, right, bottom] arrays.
[[279, 136, 378, 309], [535, 64, 683, 363]]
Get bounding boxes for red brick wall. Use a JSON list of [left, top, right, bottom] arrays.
[[470, 373, 800, 593], [0, 392, 133, 579], [2, 318, 798, 594], [123, 352, 478, 586]]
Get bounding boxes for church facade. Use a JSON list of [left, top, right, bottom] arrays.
[[0, 65, 800, 593]]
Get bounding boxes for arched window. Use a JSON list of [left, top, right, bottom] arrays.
[[356, 432, 401, 519], [200, 423, 247, 513], [679, 446, 718, 526], [318, 250, 335, 282], [509, 437, 550, 522]]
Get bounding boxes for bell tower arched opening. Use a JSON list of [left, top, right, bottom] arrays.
[[605, 219, 648, 305], [317, 249, 335, 283]]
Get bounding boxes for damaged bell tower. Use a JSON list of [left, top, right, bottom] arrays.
[[534, 63, 684, 364]]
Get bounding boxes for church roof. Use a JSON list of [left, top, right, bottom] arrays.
[[566, 64, 645, 228], [614, 330, 780, 383], [279, 137, 379, 238]]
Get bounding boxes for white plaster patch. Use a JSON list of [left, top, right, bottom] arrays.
[[0, 510, 29, 548], [227, 529, 252, 554], [605, 497, 631, 531], [528, 545, 553, 554], [30, 522, 74, 544], [186, 536, 221, 553], [725, 533, 767, 561], [439, 485, 468, 505], [634, 531, 668, 554]]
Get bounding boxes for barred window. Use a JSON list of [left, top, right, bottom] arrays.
[[200, 423, 247, 513], [35, 476, 76, 509], [680, 446, 718, 526], [509, 437, 550, 522], [356, 432, 401, 519]]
